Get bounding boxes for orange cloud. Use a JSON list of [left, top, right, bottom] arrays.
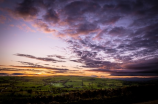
[[17, 24, 36, 32], [33, 20, 56, 33]]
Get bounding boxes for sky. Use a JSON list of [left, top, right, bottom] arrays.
[[0, 0, 158, 79]]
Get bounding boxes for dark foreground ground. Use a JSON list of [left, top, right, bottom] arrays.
[[133, 100, 158, 104], [0, 76, 158, 104], [2, 85, 158, 104]]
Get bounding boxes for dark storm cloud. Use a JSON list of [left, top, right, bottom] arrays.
[[15, 53, 65, 63]]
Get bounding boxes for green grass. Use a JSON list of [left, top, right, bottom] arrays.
[[0, 76, 138, 100], [52, 83, 63, 87]]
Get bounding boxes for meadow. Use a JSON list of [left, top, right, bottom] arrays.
[[0, 76, 129, 98], [0, 76, 158, 104]]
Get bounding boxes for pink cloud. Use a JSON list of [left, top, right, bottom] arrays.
[[2, 7, 36, 21], [33, 20, 56, 33], [17, 24, 36, 32]]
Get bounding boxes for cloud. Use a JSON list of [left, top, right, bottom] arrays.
[[14, 0, 39, 20], [18, 61, 37, 66], [47, 55, 66, 59], [124, 58, 158, 72], [2, 0, 158, 77], [43, 9, 59, 23], [10, 73, 39, 76], [76, 23, 99, 34], [108, 27, 130, 36], [17, 24, 36, 32], [110, 72, 158, 76], [86, 58, 158, 76], [15, 53, 65, 63], [0, 73, 9, 76], [0, 64, 69, 75], [0, 67, 41, 72], [68, 38, 158, 76], [0, 15, 6, 23], [63, 1, 100, 22], [11, 65, 69, 71], [33, 20, 56, 33], [11, 73, 25, 75], [69, 49, 120, 69]]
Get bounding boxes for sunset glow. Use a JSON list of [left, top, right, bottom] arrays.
[[0, 0, 158, 80]]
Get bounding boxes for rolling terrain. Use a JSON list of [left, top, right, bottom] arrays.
[[0, 76, 158, 104]]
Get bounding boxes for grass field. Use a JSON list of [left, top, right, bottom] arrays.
[[0, 76, 138, 99], [0, 76, 158, 104]]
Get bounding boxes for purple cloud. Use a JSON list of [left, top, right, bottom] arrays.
[[1, 0, 158, 77], [15, 53, 65, 63]]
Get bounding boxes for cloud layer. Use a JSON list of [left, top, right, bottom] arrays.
[[1, 0, 158, 77]]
